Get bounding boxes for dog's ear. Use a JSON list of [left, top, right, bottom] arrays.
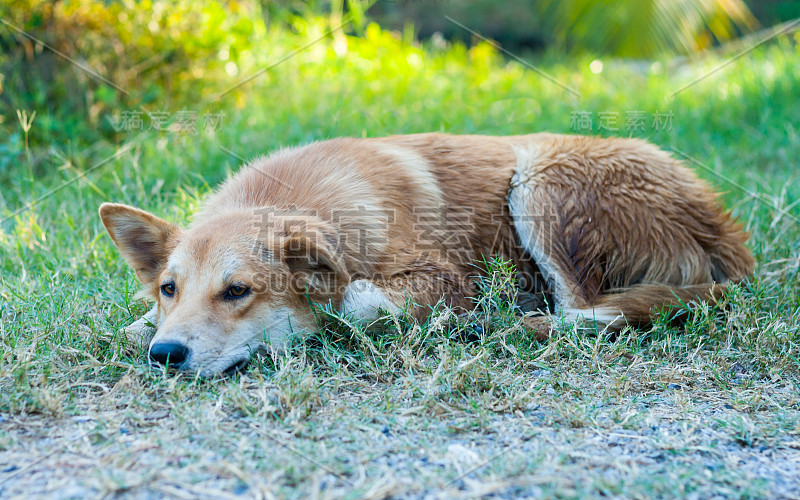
[[99, 203, 181, 288], [283, 230, 350, 299]]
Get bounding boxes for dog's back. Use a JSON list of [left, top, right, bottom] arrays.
[[200, 132, 753, 327]]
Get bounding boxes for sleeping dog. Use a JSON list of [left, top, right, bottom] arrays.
[[100, 133, 753, 375]]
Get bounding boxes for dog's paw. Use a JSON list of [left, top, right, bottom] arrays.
[[340, 280, 402, 321]]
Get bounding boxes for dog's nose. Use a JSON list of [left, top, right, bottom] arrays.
[[149, 342, 189, 367]]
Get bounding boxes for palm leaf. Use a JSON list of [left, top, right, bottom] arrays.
[[537, 0, 759, 57]]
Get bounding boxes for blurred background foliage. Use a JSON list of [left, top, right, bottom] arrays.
[[1, 0, 264, 144], [0, 0, 798, 194], [373, 0, 761, 55]]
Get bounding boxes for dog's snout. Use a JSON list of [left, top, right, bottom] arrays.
[[150, 342, 189, 367]]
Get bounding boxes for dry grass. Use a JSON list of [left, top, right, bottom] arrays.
[[1, 259, 799, 498]]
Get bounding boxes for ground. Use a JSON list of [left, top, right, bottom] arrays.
[[1, 18, 800, 500], [2, 349, 799, 498]]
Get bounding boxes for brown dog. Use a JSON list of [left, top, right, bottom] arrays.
[[100, 133, 753, 375]]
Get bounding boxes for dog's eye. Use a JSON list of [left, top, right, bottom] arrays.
[[224, 285, 250, 300], [161, 283, 176, 297]]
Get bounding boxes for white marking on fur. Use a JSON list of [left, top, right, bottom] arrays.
[[508, 145, 575, 309], [562, 307, 625, 326], [377, 143, 445, 208], [340, 279, 401, 320]]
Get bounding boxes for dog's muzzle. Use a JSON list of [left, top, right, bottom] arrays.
[[223, 358, 249, 375]]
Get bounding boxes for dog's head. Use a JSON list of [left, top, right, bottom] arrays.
[[99, 203, 350, 375]]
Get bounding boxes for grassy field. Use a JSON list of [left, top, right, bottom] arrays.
[[1, 18, 800, 499]]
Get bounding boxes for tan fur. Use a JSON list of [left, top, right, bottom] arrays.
[[100, 133, 753, 374]]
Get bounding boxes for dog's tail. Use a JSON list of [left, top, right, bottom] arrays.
[[564, 282, 729, 328]]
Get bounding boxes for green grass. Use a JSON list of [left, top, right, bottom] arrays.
[[1, 21, 799, 498]]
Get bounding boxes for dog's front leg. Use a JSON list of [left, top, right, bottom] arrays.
[[119, 304, 158, 349], [340, 265, 473, 323], [340, 280, 403, 321]]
